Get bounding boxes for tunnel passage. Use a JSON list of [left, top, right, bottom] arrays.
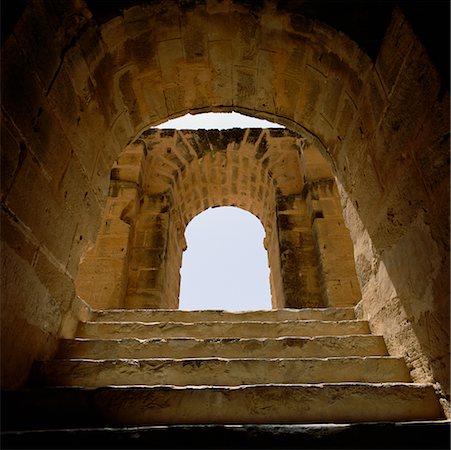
[[1, 0, 448, 411]]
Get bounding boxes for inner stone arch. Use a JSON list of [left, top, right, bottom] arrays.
[[179, 206, 271, 311], [76, 127, 361, 311], [131, 127, 284, 309]]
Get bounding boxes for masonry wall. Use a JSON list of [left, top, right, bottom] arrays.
[[0, 0, 448, 415], [74, 129, 360, 311], [335, 10, 449, 407]]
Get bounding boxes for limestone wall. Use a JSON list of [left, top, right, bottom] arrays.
[[335, 8, 450, 407], [75, 129, 357, 310], [0, 0, 448, 413]]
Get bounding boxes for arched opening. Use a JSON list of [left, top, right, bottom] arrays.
[[179, 206, 271, 311], [154, 111, 280, 311]]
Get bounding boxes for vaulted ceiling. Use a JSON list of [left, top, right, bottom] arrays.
[[3, 0, 448, 88]]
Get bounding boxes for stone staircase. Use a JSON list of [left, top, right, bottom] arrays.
[[3, 306, 443, 433]]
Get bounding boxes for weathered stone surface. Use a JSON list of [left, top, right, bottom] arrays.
[[3, 421, 450, 449], [57, 334, 388, 360], [2, 384, 444, 427], [36, 356, 411, 387], [81, 129, 359, 311], [77, 319, 370, 339], [10, 305, 446, 429], [92, 307, 356, 322]]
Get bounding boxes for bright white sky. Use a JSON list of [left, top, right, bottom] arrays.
[[156, 111, 283, 130], [155, 112, 283, 311]]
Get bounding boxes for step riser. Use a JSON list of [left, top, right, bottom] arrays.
[[77, 321, 370, 339], [92, 308, 356, 323], [57, 335, 388, 359], [3, 385, 443, 427], [4, 422, 451, 449], [36, 358, 411, 387]]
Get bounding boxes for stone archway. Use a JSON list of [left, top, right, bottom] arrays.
[[76, 128, 361, 310], [1, 0, 448, 412], [178, 205, 272, 311]]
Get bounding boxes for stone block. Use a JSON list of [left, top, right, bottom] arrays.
[[125, 292, 162, 309], [0, 241, 68, 387], [295, 65, 325, 126], [47, 58, 117, 190], [1, 40, 74, 183], [123, 6, 151, 38], [277, 75, 301, 122], [136, 268, 164, 290], [79, 257, 128, 309], [78, 25, 106, 75], [101, 218, 130, 236], [284, 44, 307, 77], [62, 44, 93, 103], [376, 8, 413, 95], [129, 248, 164, 270], [183, 17, 207, 63], [60, 154, 102, 222], [100, 16, 125, 50], [1, 310, 57, 389], [33, 248, 76, 315], [93, 55, 118, 127], [1, 120, 25, 200], [0, 207, 39, 265], [149, 2, 181, 42], [47, 65, 80, 133], [322, 76, 345, 127], [234, 12, 259, 65], [412, 98, 449, 194], [139, 76, 169, 124], [255, 50, 277, 113], [5, 153, 77, 267], [13, 1, 61, 92], [111, 164, 141, 184], [233, 67, 257, 110], [118, 70, 144, 130], [208, 41, 233, 105], [96, 235, 129, 258], [158, 39, 184, 83]]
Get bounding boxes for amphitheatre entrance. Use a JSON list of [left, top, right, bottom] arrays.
[[178, 206, 272, 311], [76, 127, 361, 311], [1, 0, 448, 433]]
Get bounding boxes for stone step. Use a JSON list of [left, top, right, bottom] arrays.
[[77, 320, 370, 339], [91, 308, 356, 323], [3, 421, 451, 449], [35, 357, 411, 387], [2, 384, 444, 428], [57, 335, 388, 360]]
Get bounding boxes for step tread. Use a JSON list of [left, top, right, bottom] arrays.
[[3, 383, 444, 426], [82, 319, 366, 325], [42, 356, 403, 362], [77, 320, 370, 339], [13, 382, 440, 389], [91, 308, 356, 323], [93, 308, 355, 312], [39, 356, 407, 365], [57, 335, 388, 359], [3, 421, 450, 449], [35, 356, 411, 387]]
